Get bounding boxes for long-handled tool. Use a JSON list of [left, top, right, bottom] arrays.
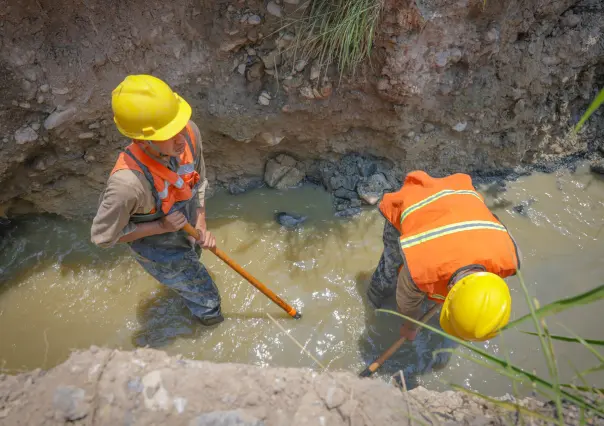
[[359, 303, 440, 377], [183, 223, 301, 319]]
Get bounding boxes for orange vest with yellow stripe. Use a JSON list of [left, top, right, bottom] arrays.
[[110, 123, 200, 221], [379, 170, 519, 303]]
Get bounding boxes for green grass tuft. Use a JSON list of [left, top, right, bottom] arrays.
[[288, 0, 383, 80]]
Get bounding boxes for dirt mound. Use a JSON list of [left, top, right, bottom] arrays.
[[0, 347, 601, 425]]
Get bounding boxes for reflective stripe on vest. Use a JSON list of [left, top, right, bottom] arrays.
[[177, 164, 195, 175], [400, 220, 508, 249], [400, 189, 483, 224]]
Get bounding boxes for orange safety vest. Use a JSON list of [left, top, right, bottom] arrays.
[[110, 123, 200, 220], [379, 170, 519, 303]]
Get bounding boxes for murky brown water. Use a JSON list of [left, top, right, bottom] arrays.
[[1, 162, 603, 397]]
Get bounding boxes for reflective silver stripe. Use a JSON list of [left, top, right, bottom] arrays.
[[400, 190, 483, 224], [400, 220, 508, 249], [177, 163, 195, 175], [158, 180, 169, 199], [174, 177, 184, 188]]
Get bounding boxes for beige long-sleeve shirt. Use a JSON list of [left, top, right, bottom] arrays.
[[90, 120, 208, 248]]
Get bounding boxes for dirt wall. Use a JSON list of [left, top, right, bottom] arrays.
[[1, 347, 602, 425], [0, 0, 603, 218]]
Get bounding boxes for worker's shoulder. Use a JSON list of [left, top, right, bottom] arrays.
[[187, 120, 203, 144], [106, 169, 150, 198]]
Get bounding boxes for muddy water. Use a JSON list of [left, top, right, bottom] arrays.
[[1, 163, 604, 397]]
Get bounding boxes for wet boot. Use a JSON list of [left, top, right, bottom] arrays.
[[199, 314, 224, 326]]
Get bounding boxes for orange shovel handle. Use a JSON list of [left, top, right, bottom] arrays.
[[183, 223, 301, 319]]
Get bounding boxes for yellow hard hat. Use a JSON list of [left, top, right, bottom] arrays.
[[111, 74, 192, 141], [440, 271, 511, 341]]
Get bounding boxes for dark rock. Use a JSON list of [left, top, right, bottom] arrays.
[[228, 177, 264, 195], [275, 212, 307, 228], [334, 188, 358, 200], [335, 207, 361, 218], [330, 174, 359, 192], [357, 173, 392, 205], [357, 159, 377, 178], [512, 198, 535, 216], [590, 159, 604, 175], [189, 410, 265, 426], [53, 386, 89, 421]]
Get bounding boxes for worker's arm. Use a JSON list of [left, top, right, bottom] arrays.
[[189, 120, 216, 249], [91, 171, 179, 247], [396, 267, 426, 340]]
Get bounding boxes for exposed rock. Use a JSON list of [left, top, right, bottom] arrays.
[[39, 84, 49, 93], [258, 91, 271, 106], [334, 188, 358, 200], [260, 50, 281, 69], [294, 60, 307, 72], [452, 121, 468, 132], [335, 207, 361, 217], [357, 173, 392, 205], [53, 386, 89, 421], [264, 154, 305, 189], [220, 38, 248, 52], [247, 15, 262, 25], [228, 177, 264, 195], [259, 132, 284, 146], [590, 159, 604, 175], [246, 62, 264, 82], [14, 126, 38, 144], [44, 107, 77, 130], [275, 212, 307, 228], [51, 87, 70, 95], [78, 132, 95, 139], [189, 410, 265, 426], [237, 63, 247, 75], [266, 1, 282, 18]]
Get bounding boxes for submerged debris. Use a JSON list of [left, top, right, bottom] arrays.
[[275, 212, 307, 228]]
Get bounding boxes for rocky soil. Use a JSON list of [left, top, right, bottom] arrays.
[[0, 0, 603, 219], [0, 347, 601, 425]]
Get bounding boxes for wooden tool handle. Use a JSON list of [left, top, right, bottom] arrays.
[[359, 303, 440, 377], [182, 223, 301, 319]]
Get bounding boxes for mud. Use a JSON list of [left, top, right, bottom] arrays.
[[0, 347, 602, 425], [0, 0, 603, 218]]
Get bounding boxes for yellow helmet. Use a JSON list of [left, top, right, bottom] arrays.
[[440, 271, 511, 341], [111, 74, 192, 141]]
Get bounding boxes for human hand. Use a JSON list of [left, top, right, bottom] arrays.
[[400, 322, 419, 341], [159, 211, 188, 233], [194, 227, 217, 250]]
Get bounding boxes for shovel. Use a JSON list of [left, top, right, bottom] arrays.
[[183, 223, 301, 319], [359, 304, 440, 377]]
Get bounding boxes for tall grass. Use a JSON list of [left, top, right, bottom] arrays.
[[287, 0, 383, 80], [574, 88, 604, 134], [378, 279, 604, 424]]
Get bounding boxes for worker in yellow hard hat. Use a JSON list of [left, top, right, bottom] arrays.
[[368, 170, 521, 342], [91, 74, 224, 326]]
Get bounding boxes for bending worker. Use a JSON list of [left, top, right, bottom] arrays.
[[91, 74, 224, 326], [367, 170, 520, 341]]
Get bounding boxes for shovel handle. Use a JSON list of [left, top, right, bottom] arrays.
[[182, 223, 301, 319], [359, 303, 440, 377]]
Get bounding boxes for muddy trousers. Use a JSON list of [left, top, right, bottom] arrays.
[[132, 247, 222, 321]]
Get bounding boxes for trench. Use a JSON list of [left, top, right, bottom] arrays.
[[1, 162, 604, 397]]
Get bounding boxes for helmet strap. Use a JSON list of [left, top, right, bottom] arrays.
[[448, 265, 486, 290]]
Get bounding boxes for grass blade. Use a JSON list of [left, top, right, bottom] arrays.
[[574, 88, 604, 133], [376, 308, 603, 415], [504, 284, 604, 330], [520, 332, 604, 347]]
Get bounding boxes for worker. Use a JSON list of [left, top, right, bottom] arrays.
[[367, 170, 520, 342], [90, 74, 223, 326]]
